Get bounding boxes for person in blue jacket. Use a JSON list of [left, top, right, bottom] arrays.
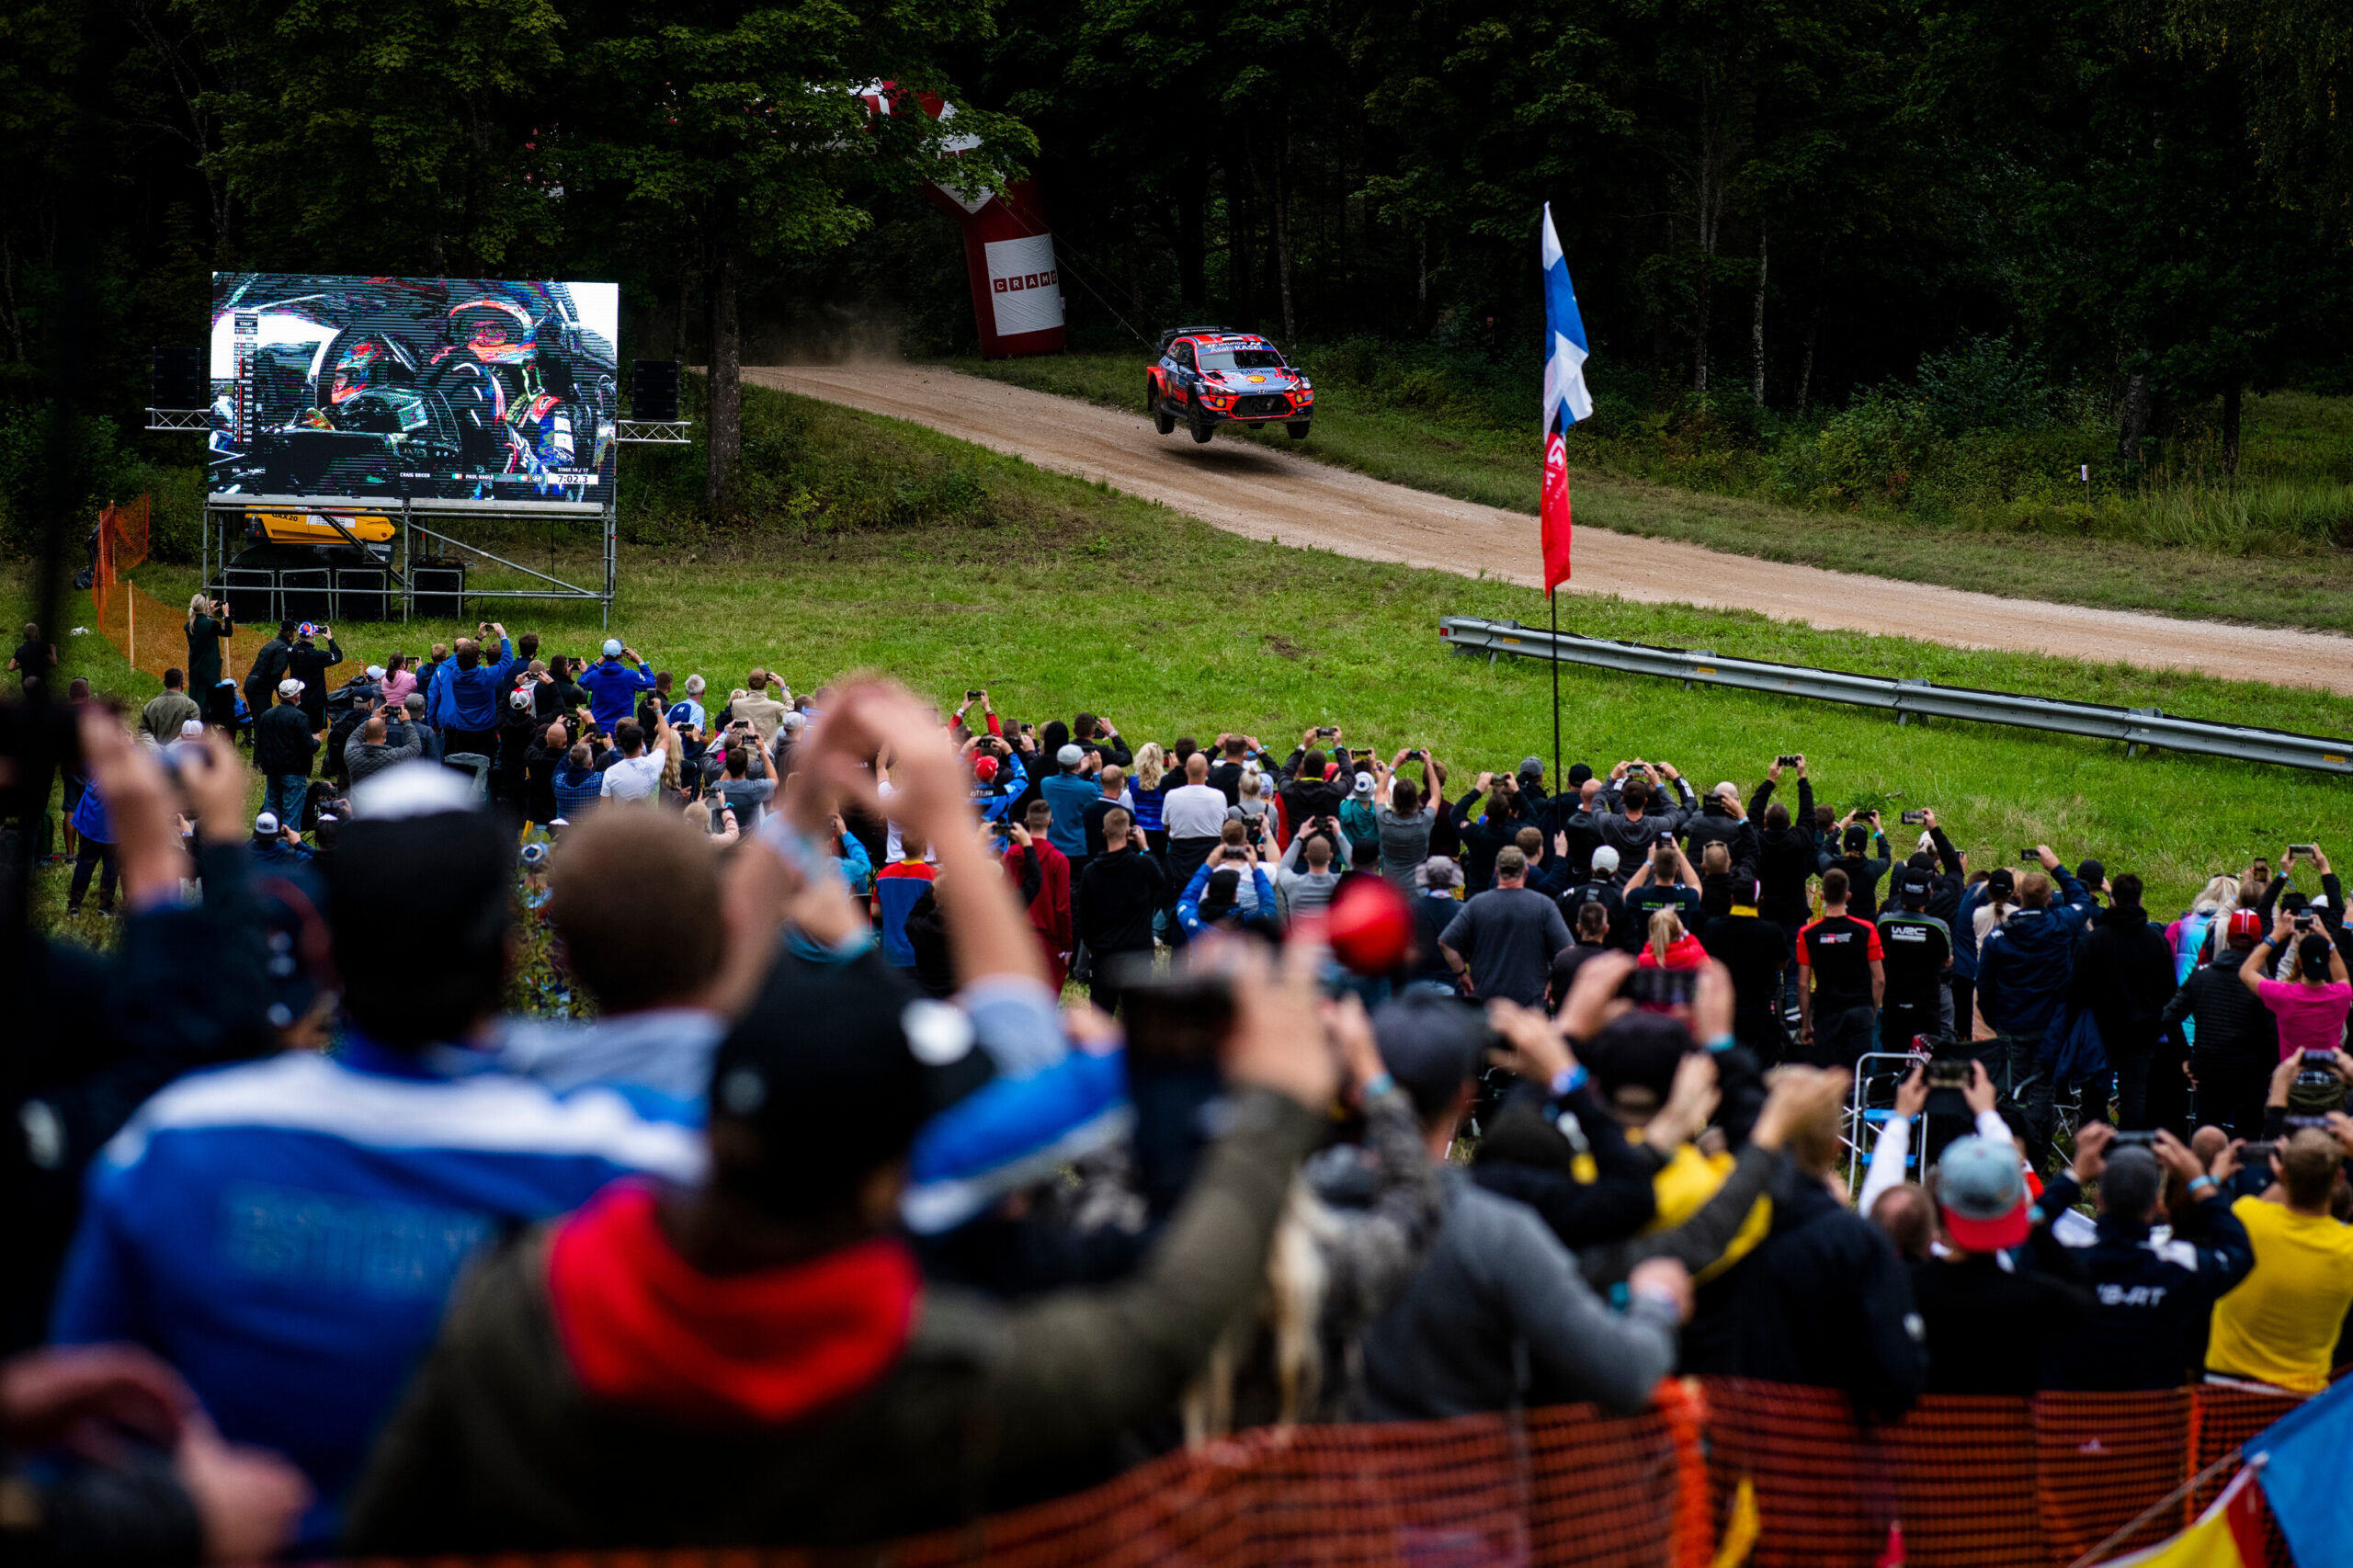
[[47, 763, 700, 1549], [65, 777, 118, 915], [1177, 849, 1279, 934], [579, 637, 656, 730], [1975, 846, 2094, 1153], [426, 624, 518, 760]]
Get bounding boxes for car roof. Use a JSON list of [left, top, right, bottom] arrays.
[[1156, 325, 1278, 354]]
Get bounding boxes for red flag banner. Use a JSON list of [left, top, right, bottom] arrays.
[[1540, 426, 1572, 594]]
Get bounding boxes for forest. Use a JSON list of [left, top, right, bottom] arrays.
[[3, 0, 2351, 536]]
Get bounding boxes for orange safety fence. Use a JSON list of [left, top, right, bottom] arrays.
[[363, 1379, 2304, 1568], [86, 494, 268, 684]]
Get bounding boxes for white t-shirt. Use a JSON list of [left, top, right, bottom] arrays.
[[1163, 782, 1229, 839], [600, 753, 665, 802]]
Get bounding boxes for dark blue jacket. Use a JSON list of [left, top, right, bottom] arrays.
[[1975, 867, 2092, 1038], [577, 655, 656, 728], [426, 640, 517, 733], [2037, 1172, 2253, 1391]]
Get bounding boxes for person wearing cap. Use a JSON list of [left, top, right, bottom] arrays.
[[246, 808, 314, 875], [1040, 741, 1098, 869], [344, 687, 1339, 1550], [2164, 909, 2279, 1139], [51, 762, 702, 1547], [1338, 767, 1382, 868], [1438, 846, 1571, 1008], [1975, 847, 2093, 1147], [284, 622, 344, 733], [664, 674, 708, 734], [1558, 844, 1631, 952], [253, 676, 320, 833], [1906, 1133, 2091, 1394], [1876, 867, 1953, 1051], [2072, 873, 2184, 1131], [2036, 1124, 2253, 1391], [1272, 731, 1346, 851], [138, 668, 201, 750], [1816, 810, 1892, 921], [1355, 990, 1692, 1422], [2238, 902, 2353, 1064], [577, 638, 655, 730]]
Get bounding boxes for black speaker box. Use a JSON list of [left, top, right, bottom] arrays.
[[153, 347, 208, 410], [631, 359, 680, 422]]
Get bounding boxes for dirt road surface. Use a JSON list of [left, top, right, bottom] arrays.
[[748, 363, 2353, 696]]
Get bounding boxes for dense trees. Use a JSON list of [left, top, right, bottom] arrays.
[[1, 0, 2348, 519]]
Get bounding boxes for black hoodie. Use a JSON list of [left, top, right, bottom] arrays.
[[1747, 777, 1817, 927]]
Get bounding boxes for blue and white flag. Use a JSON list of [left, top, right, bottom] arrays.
[[1541, 203, 1593, 435]]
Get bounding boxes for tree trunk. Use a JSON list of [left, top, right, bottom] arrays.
[[1794, 247, 1825, 413], [2221, 381, 2242, 476], [2116, 369, 2151, 465], [1751, 219, 1768, 408], [704, 237, 741, 516], [1177, 154, 1206, 310], [1227, 162, 1253, 322], [1270, 138, 1298, 345]]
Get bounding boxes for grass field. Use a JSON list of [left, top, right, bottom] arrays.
[[13, 385, 2351, 931], [956, 351, 2353, 636]]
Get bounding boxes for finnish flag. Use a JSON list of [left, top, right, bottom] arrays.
[[1541, 204, 1592, 434]]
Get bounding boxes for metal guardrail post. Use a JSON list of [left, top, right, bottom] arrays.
[[1437, 615, 2353, 777]]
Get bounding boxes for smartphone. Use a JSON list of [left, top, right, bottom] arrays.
[[2283, 1114, 2333, 1131], [1619, 968, 1697, 1006], [1353, 747, 1371, 758], [1925, 1058, 1971, 1089], [2020, 849, 2040, 863], [1317, 726, 1336, 738], [989, 820, 1013, 840], [1776, 755, 1801, 767], [1902, 809, 1926, 825], [966, 689, 983, 699], [2288, 844, 2318, 858], [2111, 1129, 2160, 1149], [2304, 1049, 2337, 1062]]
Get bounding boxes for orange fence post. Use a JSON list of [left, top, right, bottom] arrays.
[[1656, 1379, 1714, 1568]]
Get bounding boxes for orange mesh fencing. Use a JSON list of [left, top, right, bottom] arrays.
[[360, 1381, 2305, 1568], [85, 494, 267, 684]]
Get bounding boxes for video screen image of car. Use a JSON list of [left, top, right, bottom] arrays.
[[208, 273, 620, 509]]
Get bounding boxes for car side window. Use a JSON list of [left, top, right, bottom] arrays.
[[1173, 342, 1195, 371]]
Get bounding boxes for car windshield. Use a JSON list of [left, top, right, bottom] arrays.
[[1198, 347, 1286, 373]]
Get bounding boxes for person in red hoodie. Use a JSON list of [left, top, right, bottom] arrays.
[[1637, 909, 1709, 971], [343, 682, 1336, 1552], [1003, 798, 1072, 989]]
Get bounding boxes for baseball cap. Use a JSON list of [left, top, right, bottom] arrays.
[[1056, 744, 1085, 768], [709, 949, 986, 1222], [1936, 1134, 2030, 1251], [602, 638, 623, 657], [277, 677, 303, 699], [1987, 867, 2015, 897], [509, 687, 534, 710], [1844, 824, 1869, 851], [1417, 855, 1460, 891], [2077, 858, 2107, 890], [2099, 1145, 2162, 1219], [1591, 845, 1620, 874], [254, 811, 280, 836], [780, 711, 806, 733], [1371, 992, 1489, 1122], [972, 755, 1000, 782], [1895, 869, 1934, 903], [1352, 772, 1375, 797], [2227, 909, 2265, 941], [1518, 756, 1545, 779], [366, 665, 385, 680], [2300, 932, 2336, 975], [297, 622, 317, 639], [180, 719, 204, 738]]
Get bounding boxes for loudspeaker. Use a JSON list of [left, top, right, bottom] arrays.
[[152, 347, 208, 411], [278, 569, 332, 626], [222, 567, 276, 622], [335, 568, 389, 623], [631, 359, 680, 422], [412, 561, 468, 621]]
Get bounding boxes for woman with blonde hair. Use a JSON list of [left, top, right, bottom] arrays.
[[1637, 908, 1706, 970], [1128, 741, 1173, 854], [184, 592, 235, 728], [2166, 873, 2240, 983]]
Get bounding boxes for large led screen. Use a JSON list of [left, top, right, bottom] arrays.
[[209, 274, 619, 509]]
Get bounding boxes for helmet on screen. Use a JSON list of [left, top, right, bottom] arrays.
[[448, 298, 536, 364], [324, 334, 415, 404]]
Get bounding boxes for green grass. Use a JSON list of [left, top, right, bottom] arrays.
[[14, 382, 2352, 924], [956, 351, 2353, 635]]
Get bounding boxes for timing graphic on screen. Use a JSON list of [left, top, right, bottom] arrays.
[[209, 274, 620, 508]]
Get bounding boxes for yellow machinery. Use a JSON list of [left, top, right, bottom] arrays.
[[248, 509, 395, 546]]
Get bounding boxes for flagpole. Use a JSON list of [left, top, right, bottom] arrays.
[[1550, 585, 1560, 792]]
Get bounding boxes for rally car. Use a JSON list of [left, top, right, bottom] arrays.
[[1144, 326, 1314, 444]]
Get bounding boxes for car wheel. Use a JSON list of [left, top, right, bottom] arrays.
[[1150, 379, 1175, 435], [1188, 393, 1214, 444], [1287, 421, 1312, 440]]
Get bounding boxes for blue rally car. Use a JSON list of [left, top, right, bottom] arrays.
[[1144, 326, 1314, 444]]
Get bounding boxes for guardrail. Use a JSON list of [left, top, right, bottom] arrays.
[[1439, 615, 2353, 776]]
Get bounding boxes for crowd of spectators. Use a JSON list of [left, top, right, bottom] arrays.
[[0, 608, 2348, 1564]]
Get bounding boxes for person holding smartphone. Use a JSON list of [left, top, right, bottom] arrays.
[[2239, 903, 2353, 1078]]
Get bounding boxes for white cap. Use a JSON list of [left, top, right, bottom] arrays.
[[180, 719, 205, 737], [602, 638, 624, 657], [1057, 744, 1086, 767], [254, 811, 279, 835], [780, 711, 806, 732], [351, 759, 480, 821], [277, 677, 304, 699], [366, 665, 386, 680], [510, 687, 534, 710], [1591, 845, 1621, 873]]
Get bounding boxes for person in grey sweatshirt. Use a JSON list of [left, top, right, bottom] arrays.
[[1354, 991, 1690, 1419]]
